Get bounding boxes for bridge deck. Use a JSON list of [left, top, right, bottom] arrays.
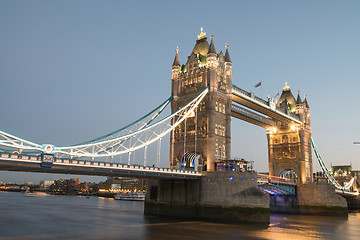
[[0, 153, 201, 180]]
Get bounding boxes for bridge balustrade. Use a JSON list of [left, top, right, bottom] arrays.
[[0, 151, 201, 180], [232, 85, 301, 123]]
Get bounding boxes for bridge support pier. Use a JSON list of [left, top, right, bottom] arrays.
[[297, 183, 348, 215], [144, 171, 270, 224]]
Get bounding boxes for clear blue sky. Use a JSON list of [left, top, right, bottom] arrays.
[[1, 0, 359, 184]]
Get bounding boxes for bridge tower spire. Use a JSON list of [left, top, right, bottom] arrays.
[[267, 83, 312, 183], [170, 29, 232, 171]]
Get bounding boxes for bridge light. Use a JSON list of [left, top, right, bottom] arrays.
[[291, 125, 296, 131], [272, 127, 277, 134], [188, 109, 196, 118], [229, 176, 234, 181]]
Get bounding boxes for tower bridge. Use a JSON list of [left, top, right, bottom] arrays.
[[0, 29, 355, 223]]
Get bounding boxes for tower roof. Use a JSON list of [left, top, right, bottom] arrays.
[[277, 82, 296, 113], [208, 33, 216, 54], [172, 47, 180, 67], [225, 43, 232, 63], [192, 28, 209, 56], [303, 95, 310, 108], [296, 90, 302, 104]]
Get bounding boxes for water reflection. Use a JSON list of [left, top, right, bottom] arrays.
[[0, 192, 359, 240]]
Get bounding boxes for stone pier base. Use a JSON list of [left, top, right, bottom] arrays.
[[297, 183, 348, 215], [144, 172, 270, 224]]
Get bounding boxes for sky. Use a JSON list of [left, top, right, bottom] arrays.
[[0, 0, 360, 184]]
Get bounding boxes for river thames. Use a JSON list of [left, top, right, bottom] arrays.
[[0, 192, 359, 240]]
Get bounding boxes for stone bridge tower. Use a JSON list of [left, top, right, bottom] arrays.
[[267, 83, 312, 183], [170, 29, 232, 171]]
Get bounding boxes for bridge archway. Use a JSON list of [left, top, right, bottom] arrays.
[[181, 151, 201, 170], [279, 169, 298, 183]]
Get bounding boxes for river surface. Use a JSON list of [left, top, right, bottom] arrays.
[[0, 192, 359, 240]]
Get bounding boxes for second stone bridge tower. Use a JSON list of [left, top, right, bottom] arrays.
[[170, 29, 232, 171]]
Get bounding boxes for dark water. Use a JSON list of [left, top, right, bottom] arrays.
[[0, 192, 359, 240]]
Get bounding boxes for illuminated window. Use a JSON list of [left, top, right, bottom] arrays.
[[198, 76, 202, 82], [215, 102, 218, 111], [216, 143, 219, 157], [199, 102, 205, 111]]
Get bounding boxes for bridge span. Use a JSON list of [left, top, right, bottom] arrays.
[[0, 153, 200, 180]]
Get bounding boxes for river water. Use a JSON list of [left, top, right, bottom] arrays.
[[0, 192, 359, 240]]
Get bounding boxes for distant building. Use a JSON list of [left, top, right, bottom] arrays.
[[103, 177, 146, 192], [39, 180, 54, 190], [50, 178, 80, 193], [314, 165, 359, 192], [67, 179, 80, 192]]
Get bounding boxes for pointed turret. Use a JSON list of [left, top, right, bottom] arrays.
[[296, 90, 302, 104], [206, 32, 216, 69], [225, 43, 232, 63], [303, 95, 310, 108], [171, 47, 180, 79], [172, 46, 180, 67], [208, 33, 216, 54]]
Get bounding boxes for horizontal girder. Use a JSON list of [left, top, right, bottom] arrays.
[[231, 104, 276, 128], [232, 85, 301, 125], [0, 153, 201, 180]]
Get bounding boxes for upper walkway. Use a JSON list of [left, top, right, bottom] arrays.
[[231, 84, 302, 128]]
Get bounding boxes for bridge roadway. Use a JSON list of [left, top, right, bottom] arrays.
[[0, 152, 300, 194], [0, 152, 201, 180]]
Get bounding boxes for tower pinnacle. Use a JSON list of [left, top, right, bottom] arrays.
[[225, 43, 232, 63], [172, 46, 180, 67], [197, 27, 206, 40], [283, 82, 290, 91], [296, 89, 302, 104], [208, 33, 216, 54]]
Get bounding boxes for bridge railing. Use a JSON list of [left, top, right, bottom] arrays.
[[257, 173, 295, 184], [1, 153, 41, 161], [232, 84, 301, 122], [232, 85, 268, 106], [231, 104, 275, 126], [0, 152, 200, 176]]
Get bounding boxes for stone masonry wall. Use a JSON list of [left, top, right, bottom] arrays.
[[297, 183, 348, 215]]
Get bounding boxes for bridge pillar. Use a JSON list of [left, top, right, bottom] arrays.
[[169, 30, 232, 172], [267, 85, 313, 183], [144, 171, 270, 224], [297, 183, 348, 215]]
